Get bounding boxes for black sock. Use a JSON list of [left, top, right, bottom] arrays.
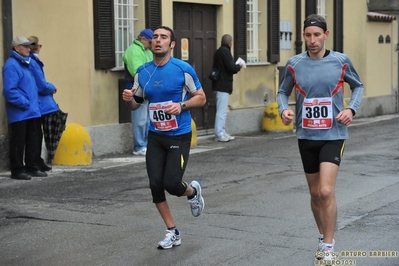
[[187, 187, 197, 200], [168, 227, 179, 235]]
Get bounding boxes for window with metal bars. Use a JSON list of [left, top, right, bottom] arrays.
[[94, 0, 161, 70], [317, 0, 326, 18], [114, 0, 138, 69], [235, 0, 279, 64], [247, 0, 261, 63]]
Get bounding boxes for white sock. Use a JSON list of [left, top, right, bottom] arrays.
[[324, 242, 334, 250], [319, 234, 324, 241]]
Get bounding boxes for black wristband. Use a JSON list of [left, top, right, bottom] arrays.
[[347, 108, 355, 116]]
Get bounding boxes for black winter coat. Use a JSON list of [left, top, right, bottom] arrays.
[[211, 44, 241, 94]]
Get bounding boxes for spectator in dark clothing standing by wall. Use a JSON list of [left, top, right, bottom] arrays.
[[2, 36, 47, 180], [211, 34, 243, 142]]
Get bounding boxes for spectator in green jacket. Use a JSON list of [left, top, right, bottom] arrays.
[[123, 29, 153, 156]]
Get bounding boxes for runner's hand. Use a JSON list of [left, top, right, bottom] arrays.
[[165, 102, 182, 115], [336, 109, 353, 126], [122, 88, 136, 102], [282, 109, 294, 126]]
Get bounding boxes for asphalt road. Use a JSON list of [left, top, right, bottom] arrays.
[[0, 115, 398, 266]]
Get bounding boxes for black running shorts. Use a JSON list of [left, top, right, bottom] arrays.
[[298, 139, 346, 174]]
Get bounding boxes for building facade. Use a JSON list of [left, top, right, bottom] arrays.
[[0, 0, 398, 171]]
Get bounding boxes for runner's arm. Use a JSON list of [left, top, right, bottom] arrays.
[[344, 57, 364, 115], [277, 63, 295, 116]]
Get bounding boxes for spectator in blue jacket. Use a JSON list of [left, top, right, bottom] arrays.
[[2, 36, 48, 180], [28, 36, 59, 171]]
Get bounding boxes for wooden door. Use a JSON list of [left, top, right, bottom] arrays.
[[173, 3, 217, 133]]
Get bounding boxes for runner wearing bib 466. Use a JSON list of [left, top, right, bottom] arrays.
[[122, 26, 206, 250]]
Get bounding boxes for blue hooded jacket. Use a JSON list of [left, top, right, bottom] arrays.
[[2, 51, 41, 123], [29, 53, 59, 115]]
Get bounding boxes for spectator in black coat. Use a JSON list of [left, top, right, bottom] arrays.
[[211, 34, 243, 142]]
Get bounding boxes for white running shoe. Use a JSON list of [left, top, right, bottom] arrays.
[[188, 180, 204, 217], [319, 249, 335, 266], [315, 238, 324, 260], [225, 133, 235, 140], [316, 240, 335, 265], [133, 148, 147, 156], [214, 134, 230, 142], [157, 229, 181, 249]]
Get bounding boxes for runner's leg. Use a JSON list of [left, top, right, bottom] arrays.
[[305, 172, 323, 235], [318, 162, 339, 244]]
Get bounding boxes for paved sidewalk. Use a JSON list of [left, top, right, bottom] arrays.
[[1, 114, 398, 178]]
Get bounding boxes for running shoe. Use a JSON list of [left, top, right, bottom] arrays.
[[225, 133, 235, 140], [319, 249, 335, 266], [188, 180, 204, 217], [133, 147, 147, 156], [316, 240, 335, 265], [214, 134, 230, 142], [315, 237, 324, 260], [157, 229, 181, 249]]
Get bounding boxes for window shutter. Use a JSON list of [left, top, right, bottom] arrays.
[[333, 0, 344, 52], [304, 0, 317, 52], [267, 0, 280, 63], [146, 0, 162, 30], [295, 0, 303, 54], [93, 0, 115, 70], [233, 0, 247, 62], [305, 0, 317, 17]]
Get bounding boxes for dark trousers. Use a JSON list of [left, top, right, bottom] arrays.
[[9, 118, 40, 174]]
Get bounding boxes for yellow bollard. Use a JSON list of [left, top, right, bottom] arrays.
[[262, 102, 294, 131], [191, 119, 197, 147], [53, 123, 92, 165]]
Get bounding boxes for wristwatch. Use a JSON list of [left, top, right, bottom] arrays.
[[180, 102, 187, 110]]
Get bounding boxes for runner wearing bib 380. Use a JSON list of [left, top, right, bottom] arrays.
[[277, 14, 364, 265]]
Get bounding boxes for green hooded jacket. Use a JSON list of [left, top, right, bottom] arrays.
[[123, 39, 153, 76]]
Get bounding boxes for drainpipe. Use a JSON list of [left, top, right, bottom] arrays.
[[2, 0, 13, 61], [295, 0, 302, 54], [2, 0, 13, 135], [397, 14, 399, 113]]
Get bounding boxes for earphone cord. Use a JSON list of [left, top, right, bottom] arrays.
[[142, 48, 172, 92]]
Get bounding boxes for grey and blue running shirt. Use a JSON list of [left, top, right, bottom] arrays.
[[277, 50, 364, 140]]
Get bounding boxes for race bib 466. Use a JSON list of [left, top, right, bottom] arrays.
[[149, 101, 178, 131]]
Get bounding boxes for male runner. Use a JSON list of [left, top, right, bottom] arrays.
[[277, 14, 364, 264], [123, 26, 206, 249]]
